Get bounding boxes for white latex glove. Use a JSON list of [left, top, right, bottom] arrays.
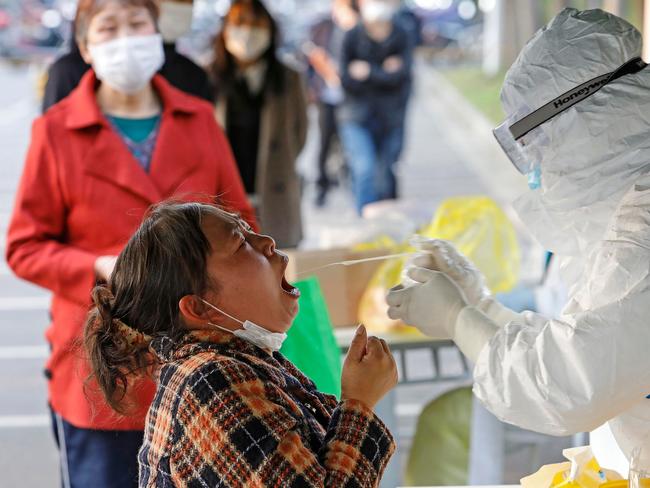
[[386, 267, 469, 339], [408, 238, 523, 327], [387, 266, 501, 362], [408, 237, 489, 305]]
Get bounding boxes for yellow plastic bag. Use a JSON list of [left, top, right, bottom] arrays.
[[521, 447, 624, 488], [358, 196, 520, 334], [550, 458, 617, 488]]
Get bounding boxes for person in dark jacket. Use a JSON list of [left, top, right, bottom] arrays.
[[339, 0, 413, 215], [42, 0, 213, 112], [305, 0, 358, 207]]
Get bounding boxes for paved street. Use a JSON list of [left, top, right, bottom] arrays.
[[0, 61, 60, 486], [0, 58, 563, 487]]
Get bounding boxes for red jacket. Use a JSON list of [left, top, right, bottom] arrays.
[[6, 71, 257, 430]]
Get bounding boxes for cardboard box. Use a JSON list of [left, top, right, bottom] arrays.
[[285, 247, 390, 328]]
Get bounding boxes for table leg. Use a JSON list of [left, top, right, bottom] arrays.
[[375, 388, 402, 487], [399, 349, 408, 382], [572, 432, 589, 447], [468, 396, 505, 484]]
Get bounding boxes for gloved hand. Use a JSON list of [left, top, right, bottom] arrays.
[[407, 238, 524, 328], [387, 266, 501, 362], [386, 267, 469, 339], [407, 238, 489, 306]]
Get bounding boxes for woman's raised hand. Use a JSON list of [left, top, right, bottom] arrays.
[[341, 324, 398, 409]]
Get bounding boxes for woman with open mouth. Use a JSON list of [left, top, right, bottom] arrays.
[[84, 201, 397, 487]]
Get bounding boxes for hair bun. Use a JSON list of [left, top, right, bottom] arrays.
[[91, 286, 115, 321]]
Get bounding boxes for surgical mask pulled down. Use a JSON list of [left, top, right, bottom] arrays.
[[199, 252, 414, 351], [200, 298, 287, 352], [224, 26, 271, 63], [89, 34, 165, 94], [201, 248, 418, 352]]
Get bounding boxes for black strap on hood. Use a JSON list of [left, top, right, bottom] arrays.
[[509, 57, 647, 141]]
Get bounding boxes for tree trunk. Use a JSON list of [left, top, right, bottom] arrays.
[[644, 0, 650, 61], [552, 0, 570, 13], [602, 0, 622, 15], [482, 0, 541, 76]]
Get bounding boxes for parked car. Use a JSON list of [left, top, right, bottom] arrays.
[[0, 0, 68, 61], [409, 0, 483, 59]]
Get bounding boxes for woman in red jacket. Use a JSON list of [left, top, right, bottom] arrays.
[[5, 1, 256, 486]]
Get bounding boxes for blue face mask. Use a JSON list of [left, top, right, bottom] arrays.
[[527, 166, 541, 190]]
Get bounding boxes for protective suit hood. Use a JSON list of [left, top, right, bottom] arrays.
[[502, 8, 650, 258]]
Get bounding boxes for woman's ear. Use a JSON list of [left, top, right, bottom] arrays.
[[178, 295, 225, 329]]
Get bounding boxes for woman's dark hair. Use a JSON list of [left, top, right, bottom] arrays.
[[75, 0, 159, 47], [84, 201, 240, 413], [210, 0, 285, 96]]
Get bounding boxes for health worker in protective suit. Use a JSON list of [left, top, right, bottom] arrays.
[[386, 8, 650, 474]]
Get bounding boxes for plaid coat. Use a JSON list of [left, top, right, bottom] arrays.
[[139, 329, 395, 487]]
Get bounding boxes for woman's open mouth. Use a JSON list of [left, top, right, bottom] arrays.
[[278, 253, 300, 299], [281, 275, 301, 299]]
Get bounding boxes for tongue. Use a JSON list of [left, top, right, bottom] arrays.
[[281, 277, 300, 297]]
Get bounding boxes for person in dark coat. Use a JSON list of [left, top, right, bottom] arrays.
[[42, 0, 213, 112], [211, 0, 308, 248], [338, 0, 413, 215], [305, 0, 358, 207]]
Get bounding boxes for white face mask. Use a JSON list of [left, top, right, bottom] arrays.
[[159, 1, 194, 42], [224, 26, 271, 63], [361, 1, 396, 23], [88, 34, 165, 95], [200, 298, 287, 352]]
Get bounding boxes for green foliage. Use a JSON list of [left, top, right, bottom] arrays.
[[440, 0, 645, 124], [441, 66, 506, 124], [541, 0, 644, 28]]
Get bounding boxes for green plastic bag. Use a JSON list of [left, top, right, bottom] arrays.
[[404, 387, 473, 486], [280, 277, 342, 398]]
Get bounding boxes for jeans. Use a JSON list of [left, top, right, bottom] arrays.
[[339, 120, 404, 214], [50, 409, 143, 488], [317, 102, 340, 192]]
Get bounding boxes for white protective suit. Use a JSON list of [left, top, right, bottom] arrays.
[[392, 8, 650, 473]]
